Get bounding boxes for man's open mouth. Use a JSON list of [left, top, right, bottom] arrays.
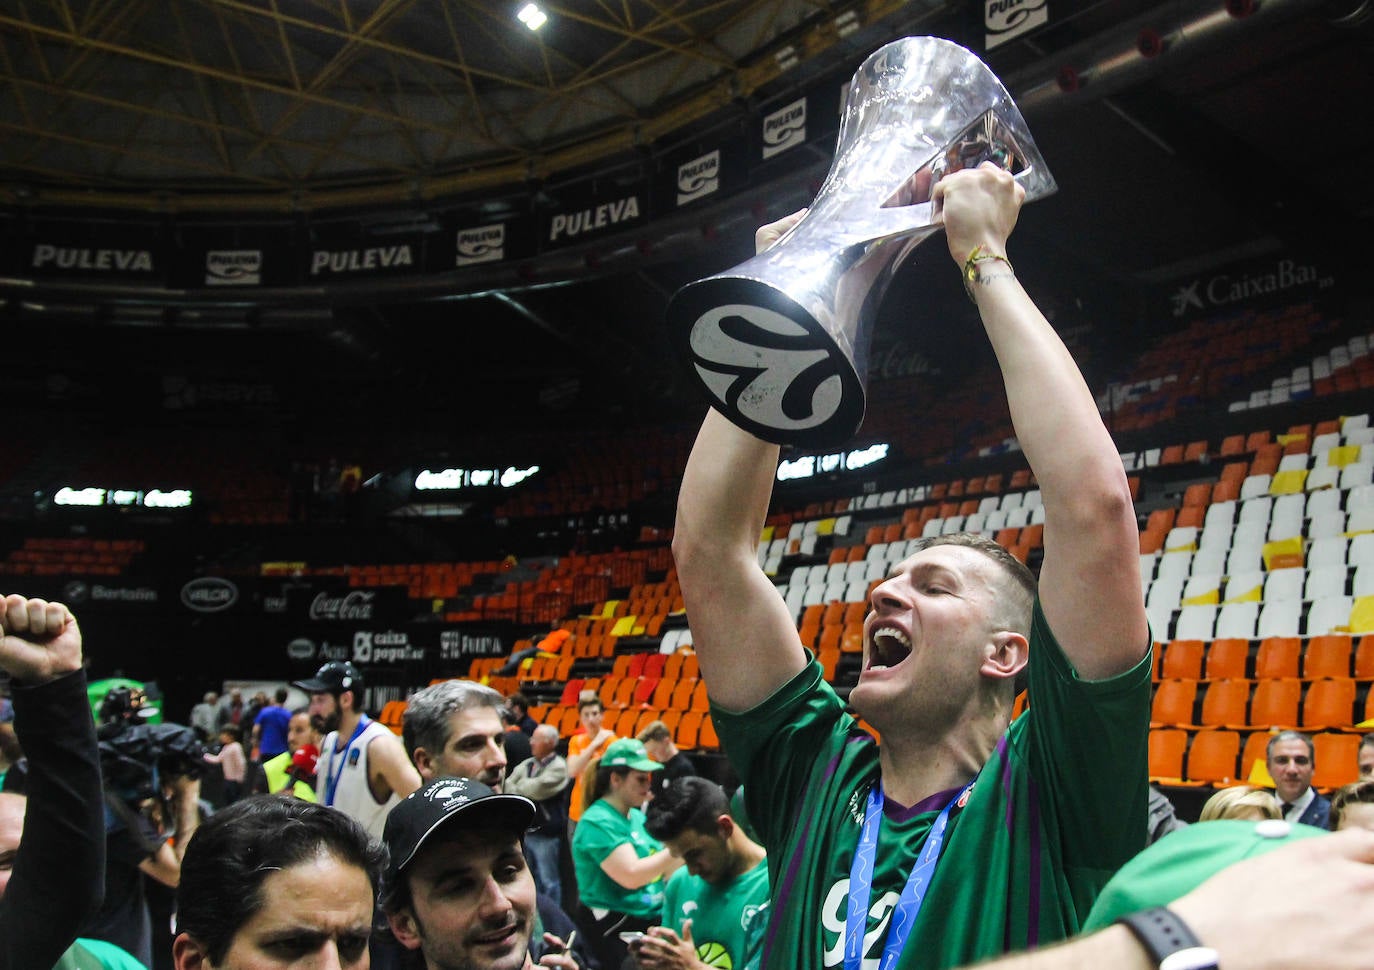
[[868, 626, 912, 670]]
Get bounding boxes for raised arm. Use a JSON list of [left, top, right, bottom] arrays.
[[0, 596, 104, 970], [934, 165, 1147, 678], [673, 215, 813, 712]]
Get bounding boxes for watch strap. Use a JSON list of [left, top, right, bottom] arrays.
[[1117, 907, 1219, 970]]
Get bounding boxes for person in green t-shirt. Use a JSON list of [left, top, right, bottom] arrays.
[[634, 777, 769, 970], [673, 166, 1151, 970], [570, 738, 682, 969]]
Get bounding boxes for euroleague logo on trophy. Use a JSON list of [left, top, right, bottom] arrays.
[[668, 37, 1057, 448]]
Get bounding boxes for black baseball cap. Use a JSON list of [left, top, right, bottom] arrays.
[[292, 660, 363, 694], [381, 777, 535, 904]]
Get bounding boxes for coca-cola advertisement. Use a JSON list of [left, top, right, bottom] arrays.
[[273, 582, 411, 625]]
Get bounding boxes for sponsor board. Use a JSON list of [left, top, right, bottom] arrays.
[[456, 223, 505, 266], [677, 150, 721, 206], [546, 194, 642, 245], [440, 629, 505, 660], [309, 244, 416, 278], [1166, 257, 1334, 319], [31, 244, 156, 275], [985, 0, 1049, 50], [61, 580, 159, 605], [309, 590, 376, 622], [762, 98, 807, 159], [181, 577, 239, 613], [353, 630, 425, 665], [205, 249, 262, 286]]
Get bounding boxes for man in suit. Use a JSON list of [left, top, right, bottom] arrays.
[[1268, 730, 1330, 828]]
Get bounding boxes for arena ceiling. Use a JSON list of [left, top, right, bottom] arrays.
[[2, 0, 1373, 442]]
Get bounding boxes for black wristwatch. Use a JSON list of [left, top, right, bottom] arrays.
[[1116, 907, 1220, 970]]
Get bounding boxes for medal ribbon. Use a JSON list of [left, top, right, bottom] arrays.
[[844, 780, 973, 970]]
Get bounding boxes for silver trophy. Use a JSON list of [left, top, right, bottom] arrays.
[[668, 37, 1057, 448]]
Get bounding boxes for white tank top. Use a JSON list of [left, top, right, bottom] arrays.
[[317, 718, 402, 840]]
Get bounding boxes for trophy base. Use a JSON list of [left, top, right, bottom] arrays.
[[668, 275, 866, 449]]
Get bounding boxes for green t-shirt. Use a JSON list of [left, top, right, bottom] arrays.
[[712, 600, 1150, 970], [53, 938, 146, 970], [571, 798, 667, 918], [661, 858, 770, 970]]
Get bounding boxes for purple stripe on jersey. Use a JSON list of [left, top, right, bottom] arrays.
[[884, 783, 964, 822], [1026, 773, 1042, 947], [764, 743, 855, 964]]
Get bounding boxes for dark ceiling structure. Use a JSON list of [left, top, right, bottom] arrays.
[[2, 0, 1372, 443]]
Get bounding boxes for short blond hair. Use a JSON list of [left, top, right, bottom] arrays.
[[1199, 785, 1281, 822]]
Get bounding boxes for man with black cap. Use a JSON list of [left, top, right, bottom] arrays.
[[292, 660, 421, 840], [381, 777, 581, 970]]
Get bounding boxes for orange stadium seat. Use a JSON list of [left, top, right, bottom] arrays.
[[1204, 639, 1250, 681]]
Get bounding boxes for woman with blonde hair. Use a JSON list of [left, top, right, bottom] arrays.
[[1198, 784, 1282, 822]]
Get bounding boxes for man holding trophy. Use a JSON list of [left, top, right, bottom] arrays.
[[670, 37, 1150, 970]]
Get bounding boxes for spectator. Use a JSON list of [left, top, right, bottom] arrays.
[[566, 697, 616, 833], [171, 796, 385, 969], [636, 721, 696, 796], [1198, 785, 1281, 822], [637, 778, 768, 970], [1359, 734, 1374, 780], [0, 594, 105, 970], [1267, 730, 1329, 827], [1146, 785, 1187, 843], [243, 691, 269, 741], [509, 692, 539, 735], [504, 707, 533, 771], [203, 724, 247, 805], [506, 724, 572, 907], [1329, 779, 1374, 832], [251, 687, 292, 760], [254, 708, 319, 800], [672, 174, 1150, 969], [84, 760, 200, 965], [571, 739, 681, 969], [291, 661, 420, 839], [215, 690, 244, 731], [402, 679, 509, 791], [380, 778, 578, 970], [187, 691, 218, 743]]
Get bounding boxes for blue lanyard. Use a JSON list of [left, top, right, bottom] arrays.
[[844, 780, 973, 970], [323, 716, 371, 807]]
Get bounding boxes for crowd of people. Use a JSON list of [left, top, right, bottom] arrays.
[[7, 170, 1374, 970]]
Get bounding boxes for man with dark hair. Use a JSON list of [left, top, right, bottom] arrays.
[[635, 721, 696, 797], [402, 679, 510, 791], [673, 169, 1151, 969], [1267, 730, 1330, 828], [1360, 734, 1374, 781], [636, 778, 768, 970], [0, 594, 105, 970], [172, 796, 386, 969], [252, 687, 293, 760], [254, 708, 320, 800], [293, 661, 420, 839], [380, 778, 579, 970], [509, 693, 538, 736], [565, 697, 615, 831]]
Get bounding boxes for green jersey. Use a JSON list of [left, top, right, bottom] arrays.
[[712, 600, 1150, 970], [572, 798, 668, 918], [661, 858, 770, 970]]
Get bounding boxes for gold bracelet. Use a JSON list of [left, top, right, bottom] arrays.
[[963, 244, 1013, 303]]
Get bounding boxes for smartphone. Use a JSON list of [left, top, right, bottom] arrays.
[[618, 931, 646, 944]]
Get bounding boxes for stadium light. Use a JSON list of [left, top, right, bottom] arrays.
[[517, 3, 548, 30]]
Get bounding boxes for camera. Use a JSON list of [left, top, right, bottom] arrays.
[[97, 720, 206, 803]]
